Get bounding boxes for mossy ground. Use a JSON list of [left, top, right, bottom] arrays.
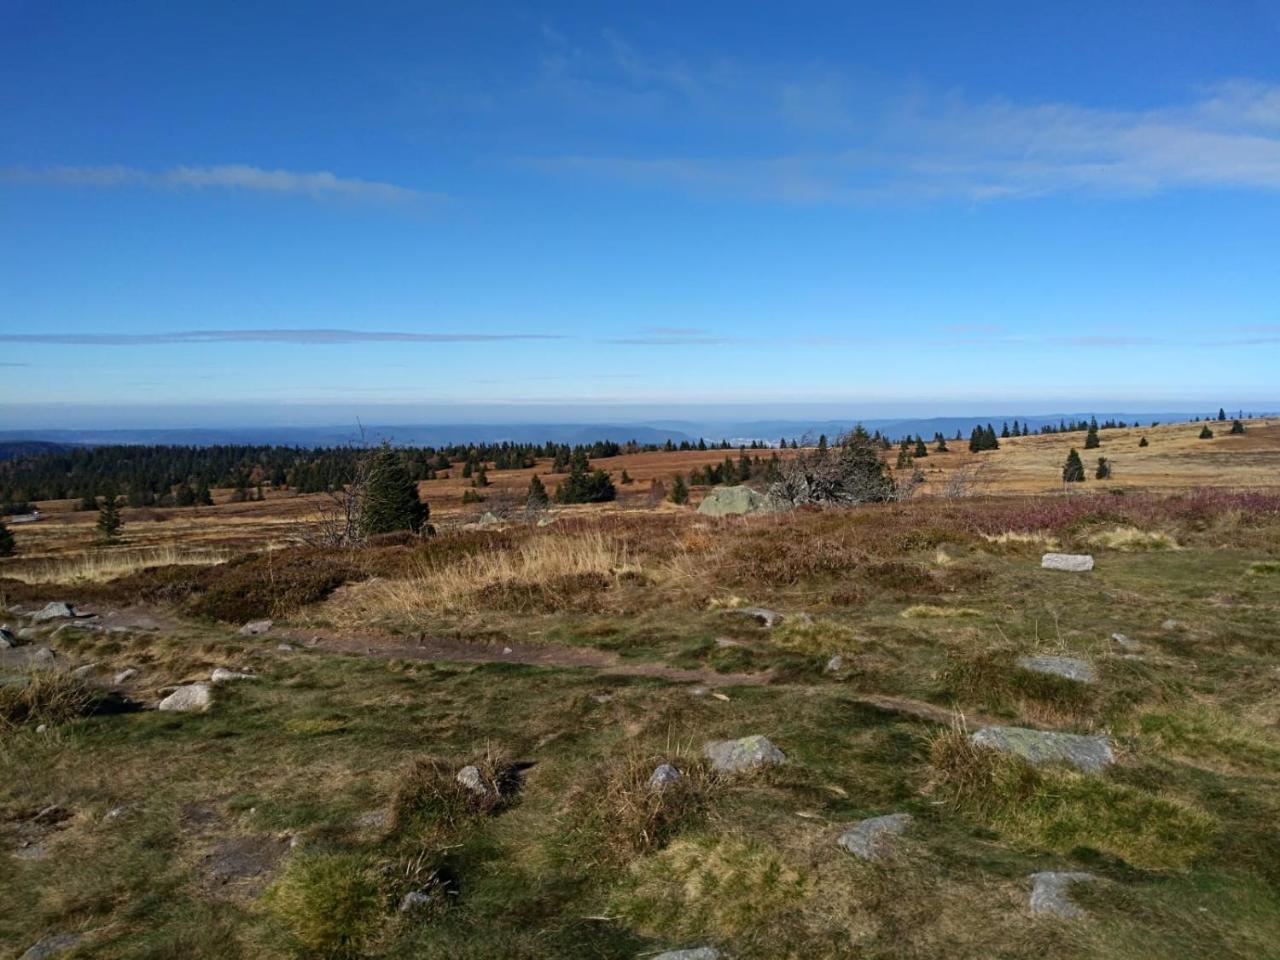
[[2, 493, 1279, 958]]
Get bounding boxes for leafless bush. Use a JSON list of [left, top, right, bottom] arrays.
[[770, 426, 896, 506], [942, 461, 992, 499]]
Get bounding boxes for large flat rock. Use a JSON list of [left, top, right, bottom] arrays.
[[971, 726, 1114, 773], [697, 485, 781, 517], [704, 735, 785, 773], [1041, 553, 1095, 572], [1016, 655, 1096, 683]]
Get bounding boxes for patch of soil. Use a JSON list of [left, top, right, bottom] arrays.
[[200, 834, 292, 898]]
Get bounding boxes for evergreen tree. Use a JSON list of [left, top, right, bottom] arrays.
[[554, 450, 616, 504], [1062, 448, 1085, 483], [1138, 436, 1149, 447], [1218, 407, 1227, 421], [473, 465, 490, 488], [1199, 425, 1214, 440], [96, 495, 123, 542], [526, 474, 549, 509], [0, 518, 14, 557], [935, 435, 949, 453], [669, 474, 690, 505], [817, 434, 828, 452], [1229, 419, 1245, 435], [77, 494, 98, 512], [1084, 420, 1101, 449], [1095, 457, 1111, 480], [360, 444, 429, 536], [914, 437, 928, 458], [196, 480, 213, 506], [1001, 422, 1010, 439]]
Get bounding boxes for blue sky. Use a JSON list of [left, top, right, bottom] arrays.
[[2, 1, 1279, 427]]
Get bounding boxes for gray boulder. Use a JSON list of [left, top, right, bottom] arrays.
[[19, 932, 85, 960], [971, 726, 1114, 773], [704, 735, 785, 773], [1041, 553, 1094, 572], [31, 602, 76, 623], [30, 647, 57, 668], [158, 683, 213, 713], [729, 607, 783, 628], [238, 619, 273, 636], [0, 625, 17, 648], [647, 763, 683, 791], [653, 950, 722, 960], [837, 813, 913, 860], [824, 654, 845, 673], [17, 626, 40, 641], [456, 765, 487, 796], [1016, 656, 1096, 684], [1029, 871, 1096, 919], [113, 668, 139, 684], [211, 667, 254, 683], [697, 485, 779, 517]]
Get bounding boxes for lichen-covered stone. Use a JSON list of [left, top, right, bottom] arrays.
[[1041, 553, 1094, 572], [703, 735, 785, 773], [1016, 656, 1096, 683], [971, 726, 1114, 773], [1029, 871, 1096, 918], [837, 813, 913, 860]]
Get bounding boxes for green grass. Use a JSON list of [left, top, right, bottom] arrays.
[[3, 497, 1280, 958]]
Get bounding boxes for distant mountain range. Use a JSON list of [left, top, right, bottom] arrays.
[[0, 411, 1262, 454]]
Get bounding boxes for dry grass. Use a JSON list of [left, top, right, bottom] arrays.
[[347, 531, 637, 617], [901, 605, 982, 619], [1085, 526, 1180, 551], [0, 672, 99, 729], [1, 545, 237, 584], [981, 530, 1061, 551]]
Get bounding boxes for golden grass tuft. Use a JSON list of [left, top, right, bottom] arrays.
[[981, 530, 1061, 551], [901, 605, 982, 619], [770, 617, 861, 654], [1086, 526, 1180, 551], [0, 671, 97, 729], [1, 545, 235, 584]]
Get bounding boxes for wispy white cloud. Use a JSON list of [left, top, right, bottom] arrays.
[[521, 35, 1280, 203], [0, 329, 562, 346], [0, 164, 438, 205]]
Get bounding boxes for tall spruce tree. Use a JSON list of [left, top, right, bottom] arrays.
[[669, 474, 690, 505], [526, 474, 549, 509], [1199, 425, 1214, 440], [1229, 419, 1245, 435], [96, 495, 123, 542], [360, 443, 429, 536], [1062, 448, 1086, 483], [1084, 420, 1101, 449], [1095, 457, 1111, 480]]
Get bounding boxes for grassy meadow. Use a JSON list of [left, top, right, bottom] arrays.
[[3, 477, 1280, 958]]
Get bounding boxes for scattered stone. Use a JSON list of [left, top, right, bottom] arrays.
[[238, 619, 273, 636], [18, 932, 85, 960], [158, 683, 213, 713], [502, 646, 513, 655], [103, 806, 128, 822], [17, 627, 40, 641], [1029, 871, 1096, 919], [399, 889, 433, 912], [704, 735, 786, 773], [971, 726, 1114, 773], [653, 949, 722, 960], [0, 625, 17, 648], [30, 647, 57, 668], [1161, 618, 1181, 631], [456, 765, 487, 795], [276, 643, 296, 652], [697, 484, 781, 517], [714, 637, 743, 648], [71, 662, 99, 680], [113, 668, 139, 684], [211, 667, 254, 683], [31, 602, 75, 623], [1041, 553, 1095, 572], [355, 810, 389, 830], [1016, 656, 1096, 684], [1110, 632, 1139, 649], [824, 654, 845, 673], [837, 813, 913, 860], [689, 686, 709, 697], [730, 607, 783, 628], [13, 842, 46, 860], [648, 763, 683, 791]]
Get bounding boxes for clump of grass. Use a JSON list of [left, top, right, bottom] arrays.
[[770, 617, 860, 655], [389, 752, 521, 841], [1, 545, 236, 585], [0, 671, 97, 729], [1086, 526, 1180, 551], [567, 753, 716, 862], [1135, 708, 1280, 772], [901, 604, 981, 619], [1246, 560, 1280, 576], [981, 530, 1061, 551], [939, 650, 1095, 722], [928, 730, 1216, 871], [262, 851, 383, 959]]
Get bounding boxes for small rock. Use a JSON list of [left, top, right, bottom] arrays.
[[824, 654, 845, 673], [19, 931, 84, 960], [971, 726, 1114, 773], [652, 949, 722, 960], [35, 724, 48, 734], [648, 763, 683, 791], [399, 890, 433, 912], [1016, 656, 1096, 684], [1161, 618, 1181, 631], [1110, 633, 1139, 650], [456, 765, 487, 795], [502, 646, 513, 655], [30, 647, 57, 667], [103, 806, 128, 822], [704, 735, 786, 773], [211, 667, 254, 683], [0, 625, 17, 648], [14, 842, 46, 860], [355, 810, 389, 829], [837, 813, 913, 860], [1041, 553, 1095, 572], [158, 683, 213, 713], [714, 637, 743, 648], [113, 668, 139, 684], [1029, 871, 1096, 919], [71, 662, 99, 680], [31, 602, 75, 623], [689, 686, 709, 697], [238, 619, 273, 636], [276, 643, 296, 652], [730, 607, 783, 628], [17, 626, 40, 642]]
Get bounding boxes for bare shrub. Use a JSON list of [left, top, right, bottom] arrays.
[[770, 426, 895, 506]]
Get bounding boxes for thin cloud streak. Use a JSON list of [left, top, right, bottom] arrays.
[[1, 164, 438, 205], [0, 329, 565, 346]]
